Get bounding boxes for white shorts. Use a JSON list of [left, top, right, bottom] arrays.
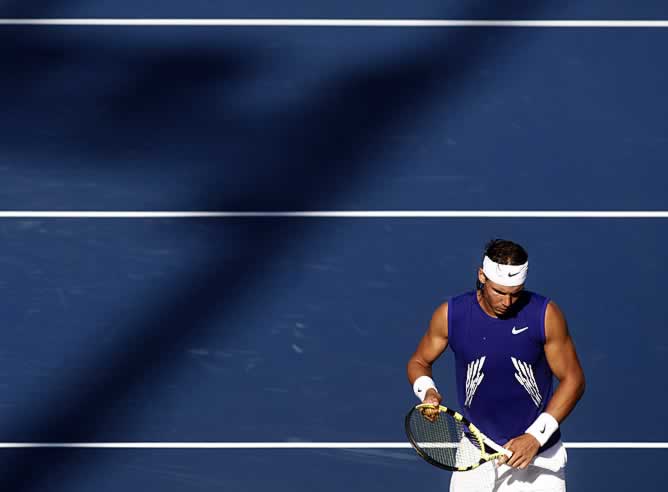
[[449, 440, 567, 492]]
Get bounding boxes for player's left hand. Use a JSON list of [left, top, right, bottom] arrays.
[[498, 434, 540, 469]]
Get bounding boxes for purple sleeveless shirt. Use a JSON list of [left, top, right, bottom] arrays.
[[448, 290, 560, 451]]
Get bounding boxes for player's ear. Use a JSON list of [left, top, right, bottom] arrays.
[[477, 268, 486, 286]]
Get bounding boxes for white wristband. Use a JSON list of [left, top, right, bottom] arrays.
[[525, 412, 559, 447], [413, 375, 438, 402]]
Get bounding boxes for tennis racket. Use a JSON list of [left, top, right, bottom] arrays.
[[405, 403, 562, 472]]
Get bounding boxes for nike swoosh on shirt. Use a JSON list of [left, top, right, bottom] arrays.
[[511, 326, 529, 335]]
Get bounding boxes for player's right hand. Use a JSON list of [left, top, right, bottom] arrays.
[[419, 389, 442, 422], [499, 434, 541, 469]]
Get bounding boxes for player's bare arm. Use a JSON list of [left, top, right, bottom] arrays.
[[502, 301, 585, 468], [407, 302, 449, 415], [542, 301, 586, 421]]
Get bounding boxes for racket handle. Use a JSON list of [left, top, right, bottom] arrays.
[[482, 437, 512, 457]]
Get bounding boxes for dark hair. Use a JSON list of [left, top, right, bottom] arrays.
[[483, 239, 528, 266], [477, 239, 528, 290]]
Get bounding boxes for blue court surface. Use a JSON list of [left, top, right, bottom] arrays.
[[1, 2, 667, 491]]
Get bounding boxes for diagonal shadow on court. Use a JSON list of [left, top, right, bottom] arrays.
[[0, 2, 553, 491]]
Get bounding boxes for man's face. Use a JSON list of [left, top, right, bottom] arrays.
[[477, 269, 524, 317]]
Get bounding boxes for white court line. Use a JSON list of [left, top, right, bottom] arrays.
[[0, 211, 667, 219], [0, 19, 668, 27], [0, 442, 665, 449]]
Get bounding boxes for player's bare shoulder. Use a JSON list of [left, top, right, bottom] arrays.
[[429, 301, 449, 339], [544, 300, 569, 341]]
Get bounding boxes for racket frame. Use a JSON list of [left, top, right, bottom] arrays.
[[405, 403, 508, 472]]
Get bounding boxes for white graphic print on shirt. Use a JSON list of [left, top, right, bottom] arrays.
[[464, 356, 486, 408], [511, 356, 542, 407]]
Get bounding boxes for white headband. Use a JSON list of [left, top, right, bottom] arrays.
[[482, 256, 528, 287]]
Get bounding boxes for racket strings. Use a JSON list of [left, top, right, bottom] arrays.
[[407, 410, 483, 468]]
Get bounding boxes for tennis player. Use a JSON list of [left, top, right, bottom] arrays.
[[407, 239, 585, 491]]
